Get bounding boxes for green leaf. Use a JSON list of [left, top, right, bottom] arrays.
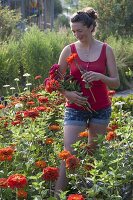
[[33, 196, 42, 200], [47, 197, 57, 200]]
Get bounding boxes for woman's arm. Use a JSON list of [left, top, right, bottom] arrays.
[[58, 45, 71, 75], [101, 45, 120, 89]]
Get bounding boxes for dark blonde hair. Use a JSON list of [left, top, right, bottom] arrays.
[[70, 7, 98, 32]]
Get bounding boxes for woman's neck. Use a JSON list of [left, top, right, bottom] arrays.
[[77, 38, 96, 49], [78, 37, 96, 48]]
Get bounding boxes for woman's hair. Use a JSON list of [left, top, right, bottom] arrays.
[[70, 7, 98, 32]]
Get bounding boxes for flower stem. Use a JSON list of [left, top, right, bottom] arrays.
[[16, 188, 18, 200], [49, 181, 52, 197], [89, 87, 96, 102]]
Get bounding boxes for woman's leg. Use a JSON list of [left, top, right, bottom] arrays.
[[87, 123, 108, 153], [88, 107, 111, 147], [55, 124, 86, 192], [88, 123, 108, 143]]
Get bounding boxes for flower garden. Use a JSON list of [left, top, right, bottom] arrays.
[[0, 73, 132, 200]]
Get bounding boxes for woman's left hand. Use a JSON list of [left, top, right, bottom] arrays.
[[81, 71, 103, 82]]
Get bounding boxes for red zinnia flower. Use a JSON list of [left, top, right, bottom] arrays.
[[49, 64, 60, 76], [4, 121, 8, 128], [0, 178, 8, 188], [66, 155, 79, 171], [42, 167, 59, 181], [38, 96, 48, 103], [11, 120, 21, 126], [36, 106, 47, 112], [107, 123, 119, 131], [108, 90, 116, 96], [7, 174, 27, 189], [23, 109, 39, 119], [106, 131, 117, 141], [67, 194, 85, 200], [17, 189, 28, 199], [45, 78, 60, 93]]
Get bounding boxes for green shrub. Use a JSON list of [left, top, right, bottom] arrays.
[[106, 36, 133, 91], [0, 40, 20, 95], [19, 26, 73, 84], [0, 6, 21, 42]]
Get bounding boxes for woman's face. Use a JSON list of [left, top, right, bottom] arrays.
[[70, 22, 92, 42]]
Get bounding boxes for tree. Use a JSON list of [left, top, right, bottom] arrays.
[[78, 0, 133, 38], [0, 5, 21, 41]]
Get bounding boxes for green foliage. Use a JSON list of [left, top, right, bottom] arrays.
[[0, 40, 20, 95], [0, 26, 74, 95], [106, 36, 133, 90], [54, 14, 70, 29], [0, 78, 133, 199], [112, 95, 133, 115], [19, 26, 73, 84], [54, 0, 63, 18], [0, 6, 21, 41], [78, 0, 133, 38]]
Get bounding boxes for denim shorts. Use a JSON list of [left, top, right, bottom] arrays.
[[64, 106, 111, 126]]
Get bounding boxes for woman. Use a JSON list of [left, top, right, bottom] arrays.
[[55, 7, 120, 193]]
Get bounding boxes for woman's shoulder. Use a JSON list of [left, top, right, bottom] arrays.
[[95, 40, 106, 47], [61, 42, 75, 57]]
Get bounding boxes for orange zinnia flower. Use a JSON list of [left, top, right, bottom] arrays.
[[67, 194, 85, 200], [106, 131, 117, 141], [79, 131, 88, 138], [0, 104, 5, 109], [35, 160, 47, 169], [45, 138, 54, 145], [66, 155, 79, 171], [17, 189, 28, 199], [66, 53, 78, 64], [59, 150, 71, 160], [35, 75, 42, 80], [49, 124, 60, 131], [0, 147, 14, 162], [0, 178, 8, 188], [26, 101, 35, 106]]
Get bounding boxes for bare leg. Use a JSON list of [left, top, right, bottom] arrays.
[[55, 124, 86, 193], [88, 123, 108, 150]]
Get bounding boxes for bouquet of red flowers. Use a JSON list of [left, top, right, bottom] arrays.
[[44, 53, 96, 111], [44, 63, 80, 94]]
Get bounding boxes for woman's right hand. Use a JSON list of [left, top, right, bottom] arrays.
[[63, 91, 88, 107]]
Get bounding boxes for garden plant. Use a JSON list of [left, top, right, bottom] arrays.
[[0, 73, 132, 200]]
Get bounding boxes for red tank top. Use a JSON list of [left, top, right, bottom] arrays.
[[65, 43, 111, 111]]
